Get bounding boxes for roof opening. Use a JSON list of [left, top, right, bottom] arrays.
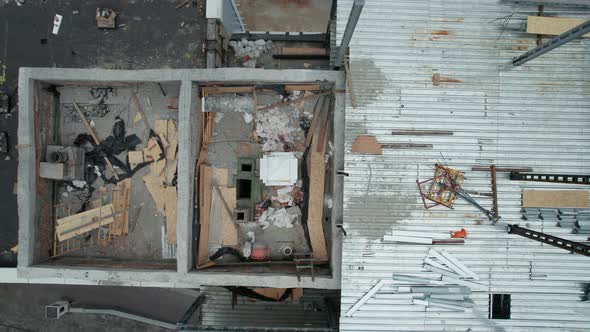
[[489, 294, 511, 319]]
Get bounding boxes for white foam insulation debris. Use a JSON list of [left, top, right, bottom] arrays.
[[229, 39, 274, 68], [260, 152, 298, 185]]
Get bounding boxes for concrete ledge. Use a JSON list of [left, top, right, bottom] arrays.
[[16, 67, 344, 289]]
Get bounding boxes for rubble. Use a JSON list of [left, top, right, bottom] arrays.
[[255, 107, 304, 152], [229, 38, 274, 68]]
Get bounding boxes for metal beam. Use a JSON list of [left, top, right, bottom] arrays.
[[177, 294, 206, 327], [508, 224, 590, 257], [335, 0, 365, 67], [509, 19, 590, 67]]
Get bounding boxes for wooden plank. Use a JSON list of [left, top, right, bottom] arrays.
[[133, 94, 153, 131], [381, 143, 433, 149], [112, 179, 131, 236], [284, 84, 321, 92], [166, 120, 178, 160], [219, 187, 238, 246], [252, 288, 287, 300], [56, 204, 115, 241], [304, 96, 325, 148], [307, 124, 329, 262], [201, 86, 255, 95], [472, 166, 532, 172], [278, 47, 327, 56], [527, 16, 590, 37], [72, 102, 119, 180], [164, 186, 177, 245], [352, 135, 382, 155], [522, 190, 589, 208], [143, 175, 166, 215], [344, 56, 357, 109], [154, 119, 168, 138], [197, 165, 213, 265]]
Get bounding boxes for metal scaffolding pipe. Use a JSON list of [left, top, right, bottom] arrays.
[[335, 0, 365, 66]]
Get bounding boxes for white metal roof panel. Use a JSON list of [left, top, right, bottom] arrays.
[[337, 0, 590, 331]]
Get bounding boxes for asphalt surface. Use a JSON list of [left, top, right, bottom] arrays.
[[0, 283, 200, 332], [0, 0, 207, 265]]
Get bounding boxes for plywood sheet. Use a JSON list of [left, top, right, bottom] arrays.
[[150, 159, 166, 177], [166, 120, 178, 160], [143, 175, 166, 215], [165, 159, 177, 185], [352, 135, 382, 155], [220, 187, 238, 246], [143, 137, 162, 162], [164, 186, 177, 245], [522, 190, 589, 208], [527, 16, 590, 37], [57, 204, 115, 241]]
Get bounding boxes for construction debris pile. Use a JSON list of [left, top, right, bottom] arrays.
[[229, 38, 274, 68]]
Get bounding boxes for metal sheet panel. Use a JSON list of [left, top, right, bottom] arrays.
[[337, 1, 590, 331], [200, 287, 339, 329]]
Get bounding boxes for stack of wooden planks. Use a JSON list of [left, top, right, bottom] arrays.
[[143, 119, 179, 245], [56, 204, 116, 241]]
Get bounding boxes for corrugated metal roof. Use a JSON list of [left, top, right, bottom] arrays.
[[199, 287, 339, 330], [337, 0, 590, 331]]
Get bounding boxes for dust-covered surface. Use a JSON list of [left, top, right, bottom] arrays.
[[0, 0, 207, 264], [52, 83, 179, 260]]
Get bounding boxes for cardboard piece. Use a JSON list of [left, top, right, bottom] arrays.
[[352, 135, 383, 155], [523, 190, 589, 208]]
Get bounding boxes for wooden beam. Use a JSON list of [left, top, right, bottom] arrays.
[[304, 96, 326, 148], [257, 91, 332, 112], [197, 165, 213, 266], [472, 166, 532, 172], [274, 47, 329, 59], [201, 86, 255, 95], [284, 84, 321, 92], [132, 94, 153, 131], [111, 179, 131, 236], [391, 130, 453, 136], [57, 204, 115, 241], [527, 16, 590, 37], [307, 122, 329, 262], [344, 56, 357, 109], [381, 143, 433, 149], [219, 187, 238, 246], [73, 102, 119, 180]]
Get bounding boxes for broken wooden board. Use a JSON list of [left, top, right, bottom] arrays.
[[527, 16, 590, 37], [143, 175, 166, 215], [164, 186, 177, 245], [165, 159, 177, 185], [252, 288, 304, 301], [111, 179, 131, 236], [128, 150, 144, 170], [352, 135, 383, 155], [197, 165, 213, 266], [56, 204, 115, 241], [150, 159, 166, 177], [143, 137, 162, 162], [207, 168, 234, 247], [523, 190, 589, 208], [304, 96, 327, 148], [166, 120, 178, 160], [307, 124, 329, 262]]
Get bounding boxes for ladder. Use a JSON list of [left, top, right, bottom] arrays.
[[508, 224, 590, 257], [293, 252, 316, 282], [510, 172, 590, 185]]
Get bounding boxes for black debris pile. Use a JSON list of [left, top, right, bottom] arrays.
[[209, 247, 246, 262], [74, 116, 145, 184], [64, 87, 117, 122]]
